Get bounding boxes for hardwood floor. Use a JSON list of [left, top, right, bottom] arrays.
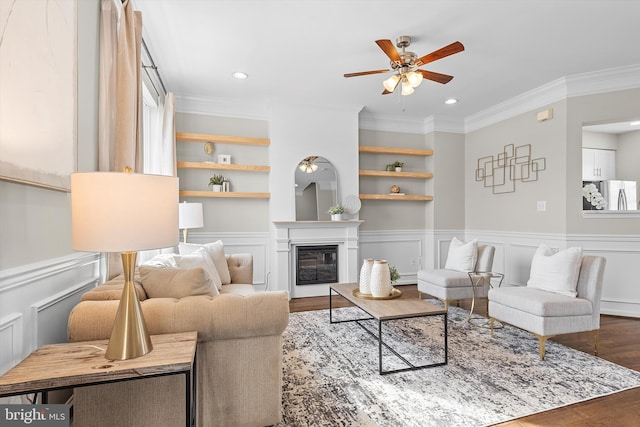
[[289, 284, 640, 426]]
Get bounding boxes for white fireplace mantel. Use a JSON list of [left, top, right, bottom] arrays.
[[272, 220, 363, 298]]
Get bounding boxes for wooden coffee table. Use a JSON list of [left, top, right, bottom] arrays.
[[329, 283, 447, 375]]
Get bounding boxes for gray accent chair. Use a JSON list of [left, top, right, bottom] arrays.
[[488, 255, 606, 360], [417, 244, 496, 311]]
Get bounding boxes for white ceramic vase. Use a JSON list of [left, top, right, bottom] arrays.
[[370, 260, 392, 297], [359, 258, 374, 294]]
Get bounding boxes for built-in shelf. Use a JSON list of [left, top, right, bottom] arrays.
[[176, 132, 270, 146], [359, 146, 433, 156], [177, 161, 270, 172], [359, 170, 433, 179], [359, 194, 433, 201], [179, 191, 270, 199]]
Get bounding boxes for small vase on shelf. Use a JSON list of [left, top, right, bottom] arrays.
[[359, 258, 374, 294], [370, 260, 392, 297]]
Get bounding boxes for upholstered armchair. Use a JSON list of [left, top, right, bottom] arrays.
[[488, 247, 606, 360], [417, 238, 496, 311]]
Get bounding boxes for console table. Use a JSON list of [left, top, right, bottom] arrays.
[[0, 332, 198, 427]]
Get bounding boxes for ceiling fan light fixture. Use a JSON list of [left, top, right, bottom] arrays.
[[383, 74, 400, 92], [401, 78, 414, 96], [407, 71, 423, 88]]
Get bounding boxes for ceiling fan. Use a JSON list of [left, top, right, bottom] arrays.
[[344, 36, 464, 96]]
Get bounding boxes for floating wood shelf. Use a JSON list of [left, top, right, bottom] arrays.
[[177, 161, 270, 172], [359, 170, 433, 179], [179, 191, 270, 199], [359, 146, 433, 156], [359, 194, 433, 201], [176, 132, 270, 146]]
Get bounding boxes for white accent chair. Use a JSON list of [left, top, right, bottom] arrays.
[[488, 255, 606, 360], [417, 244, 496, 311]]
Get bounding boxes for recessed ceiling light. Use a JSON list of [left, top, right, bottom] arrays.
[[444, 98, 458, 105], [630, 120, 640, 126], [232, 71, 248, 79]]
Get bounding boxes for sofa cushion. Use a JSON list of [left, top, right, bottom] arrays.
[[173, 248, 222, 290], [179, 241, 232, 285], [80, 274, 148, 301], [417, 269, 471, 288], [489, 286, 592, 317], [444, 237, 478, 272], [220, 284, 255, 296], [139, 266, 219, 299], [527, 244, 582, 297]]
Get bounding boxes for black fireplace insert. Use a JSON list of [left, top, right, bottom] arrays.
[[296, 245, 338, 285]]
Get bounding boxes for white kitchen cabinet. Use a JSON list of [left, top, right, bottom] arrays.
[[582, 148, 616, 181]]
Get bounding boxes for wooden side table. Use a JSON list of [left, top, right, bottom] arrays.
[[0, 331, 198, 427]]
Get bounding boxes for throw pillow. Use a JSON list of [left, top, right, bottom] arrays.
[[177, 240, 232, 285], [173, 248, 223, 290], [444, 237, 478, 272], [139, 267, 219, 299], [527, 244, 583, 297], [142, 253, 178, 268]]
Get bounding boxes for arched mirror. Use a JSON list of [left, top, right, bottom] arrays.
[[582, 121, 640, 211], [295, 156, 338, 221]]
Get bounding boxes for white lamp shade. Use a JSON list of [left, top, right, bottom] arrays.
[[407, 71, 423, 87], [71, 172, 179, 252], [179, 202, 204, 229], [383, 74, 400, 92]]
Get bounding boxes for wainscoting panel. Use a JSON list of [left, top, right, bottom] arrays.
[[187, 232, 270, 289], [359, 230, 430, 285], [0, 253, 101, 376]]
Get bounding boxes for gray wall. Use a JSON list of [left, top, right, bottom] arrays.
[[433, 131, 465, 230], [465, 100, 568, 234], [0, 0, 100, 270]]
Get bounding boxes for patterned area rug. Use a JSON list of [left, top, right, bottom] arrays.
[[278, 304, 640, 426]]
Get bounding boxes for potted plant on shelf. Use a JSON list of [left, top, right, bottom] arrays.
[[209, 174, 225, 192], [385, 164, 394, 172], [327, 205, 345, 221], [393, 161, 404, 172]]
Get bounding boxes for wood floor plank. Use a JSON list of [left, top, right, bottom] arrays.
[[289, 284, 640, 426]]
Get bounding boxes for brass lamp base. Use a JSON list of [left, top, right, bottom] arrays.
[[105, 252, 153, 360]]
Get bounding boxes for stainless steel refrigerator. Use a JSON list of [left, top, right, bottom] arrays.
[[602, 180, 638, 211]]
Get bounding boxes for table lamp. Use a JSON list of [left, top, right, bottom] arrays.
[[178, 202, 204, 243], [71, 171, 178, 360]]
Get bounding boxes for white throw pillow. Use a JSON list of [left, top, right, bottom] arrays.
[[173, 248, 223, 290], [527, 244, 583, 297], [178, 240, 232, 285], [444, 237, 478, 272], [142, 253, 178, 268]]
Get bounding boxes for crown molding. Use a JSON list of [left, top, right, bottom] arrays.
[[359, 113, 465, 135], [175, 94, 269, 120], [465, 64, 640, 133]]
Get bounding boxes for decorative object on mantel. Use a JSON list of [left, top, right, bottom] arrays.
[[583, 183, 606, 209], [343, 195, 362, 215], [370, 259, 393, 297], [475, 143, 546, 194], [327, 205, 345, 221], [359, 258, 374, 294], [393, 161, 404, 172], [209, 174, 224, 192], [390, 184, 400, 194]]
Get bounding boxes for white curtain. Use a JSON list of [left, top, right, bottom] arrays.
[[98, 0, 144, 278]]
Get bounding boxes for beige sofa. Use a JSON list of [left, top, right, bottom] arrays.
[[67, 254, 289, 427]]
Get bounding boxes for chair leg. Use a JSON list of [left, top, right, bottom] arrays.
[[417, 291, 423, 300], [535, 334, 553, 361], [594, 330, 599, 355], [444, 300, 449, 311], [489, 318, 495, 337]]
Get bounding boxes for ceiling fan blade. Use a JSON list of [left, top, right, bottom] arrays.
[[417, 69, 454, 84], [344, 69, 390, 78], [382, 89, 393, 95], [375, 39, 401, 63], [415, 41, 465, 66]]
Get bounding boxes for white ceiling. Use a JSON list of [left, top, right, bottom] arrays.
[[133, 0, 640, 123]]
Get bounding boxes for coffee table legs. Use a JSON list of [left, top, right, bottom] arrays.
[[329, 289, 448, 375]]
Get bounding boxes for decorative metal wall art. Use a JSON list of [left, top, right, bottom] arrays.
[[475, 144, 546, 194]]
